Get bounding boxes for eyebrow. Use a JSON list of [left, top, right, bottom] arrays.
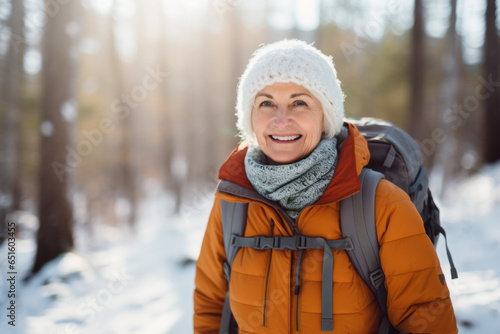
[[290, 93, 312, 98], [255, 92, 312, 99], [255, 93, 274, 99]]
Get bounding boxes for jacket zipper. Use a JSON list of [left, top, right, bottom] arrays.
[[294, 211, 304, 331], [263, 219, 275, 327]]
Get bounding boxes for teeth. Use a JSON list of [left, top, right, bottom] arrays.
[[271, 135, 300, 141]]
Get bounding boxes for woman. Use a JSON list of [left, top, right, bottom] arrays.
[[194, 39, 457, 334]]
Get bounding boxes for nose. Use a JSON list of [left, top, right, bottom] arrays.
[[273, 107, 291, 129]]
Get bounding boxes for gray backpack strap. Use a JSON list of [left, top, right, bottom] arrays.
[[341, 169, 398, 334], [232, 234, 354, 332], [219, 199, 248, 334]]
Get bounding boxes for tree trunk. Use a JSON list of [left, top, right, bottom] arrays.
[[483, 0, 500, 163], [228, 3, 243, 142], [108, 0, 136, 228], [409, 0, 425, 141], [431, 0, 460, 196], [31, 0, 80, 275], [0, 0, 24, 242], [158, 1, 184, 213], [187, 13, 214, 184]]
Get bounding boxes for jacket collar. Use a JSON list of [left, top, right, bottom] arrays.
[[217, 121, 370, 204]]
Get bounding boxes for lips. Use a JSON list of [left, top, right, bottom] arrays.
[[269, 134, 302, 142]]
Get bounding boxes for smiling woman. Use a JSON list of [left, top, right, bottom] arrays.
[[251, 82, 324, 164], [194, 39, 458, 334]]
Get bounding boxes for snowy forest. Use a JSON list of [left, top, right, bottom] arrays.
[[0, 0, 500, 333]]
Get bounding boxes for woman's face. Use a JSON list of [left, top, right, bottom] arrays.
[[251, 82, 324, 164]]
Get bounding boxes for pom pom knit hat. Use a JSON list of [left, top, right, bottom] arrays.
[[235, 39, 345, 142]]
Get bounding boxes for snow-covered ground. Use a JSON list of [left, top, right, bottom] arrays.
[[1, 162, 500, 334], [437, 162, 500, 333]]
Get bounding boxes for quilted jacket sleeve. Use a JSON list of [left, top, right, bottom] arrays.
[[194, 198, 227, 334], [375, 179, 458, 334]]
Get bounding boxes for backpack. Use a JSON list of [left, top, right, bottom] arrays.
[[217, 117, 458, 334]]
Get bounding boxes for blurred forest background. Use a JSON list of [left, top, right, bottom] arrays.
[[0, 0, 499, 275]]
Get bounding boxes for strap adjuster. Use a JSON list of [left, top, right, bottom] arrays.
[[230, 234, 237, 247], [369, 269, 385, 288], [259, 237, 273, 249], [344, 237, 354, 250], [273, 237, 281, 249], [296, 235, 307, 249]]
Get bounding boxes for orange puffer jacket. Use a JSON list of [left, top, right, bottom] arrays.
[[194, 122, 458, 334]]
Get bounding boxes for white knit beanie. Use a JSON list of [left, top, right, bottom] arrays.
[[236, 39, 345, 142]]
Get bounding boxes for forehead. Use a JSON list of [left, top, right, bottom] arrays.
[[257, 82, 312, 96]]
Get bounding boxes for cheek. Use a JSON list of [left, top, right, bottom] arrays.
[[305, 114, 324, 138], [252, 113, 268, 136]]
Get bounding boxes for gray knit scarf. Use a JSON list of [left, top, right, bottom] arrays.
[[244, 137, 339, 219]]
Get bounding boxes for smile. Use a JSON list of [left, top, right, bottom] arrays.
[[270, 135, 302, 142]]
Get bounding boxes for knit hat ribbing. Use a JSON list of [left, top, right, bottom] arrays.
[[235, 39, 345, 142]]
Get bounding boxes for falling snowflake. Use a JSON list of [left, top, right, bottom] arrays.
[[40, 121, 54, 137]]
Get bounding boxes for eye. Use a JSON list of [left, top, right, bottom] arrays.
[[292, 100, 308, 107], [259, 101, 274, 107]]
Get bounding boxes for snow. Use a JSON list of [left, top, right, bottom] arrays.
[[1, 162, 500, 333], [79, 38, 101, 55], [23, 49, 42, 76], [61, 99, 78, 123], [0, 193, 13, 208], [171, 153, 188, 180], [65, 22, 80, 39], [114, 197, 132, 219], [436, 161, 500, 332], [40, 121, 54, 137]]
